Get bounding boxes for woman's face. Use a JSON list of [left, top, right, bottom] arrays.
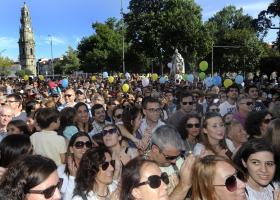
[[204, 116, 225, 143], [242, 151, 275, 189], [103, 126, 121, 148], [185, 117, 200, 138], [213, 161, 246, 200], [260, 114, 273, 136], [133, 112, 142, 130], [228, 124, 248, 146], [132, 163, 168, 200], [96, 152, 114, 185], [70, 136, 92, 160], [7, 124, 21, 134], [76, 105, 89, 123], [26, 171, 61, 200], [113, 108, 123, 123]]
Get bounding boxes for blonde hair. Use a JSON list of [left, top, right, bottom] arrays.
[[192, 155, 236, 200]]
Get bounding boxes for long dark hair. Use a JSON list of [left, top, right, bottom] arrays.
[[65, 132, 92, 176], [74, 102, 93, 133], [58, 107, 77, 136], [122, 106, 142, 133], [0, 155, 57, 200], [73, 147, 111, 197], [7, 120, 30, 135], [119, 157, 157, 200], [0, 134, 32, 167], [178, 113, 201, 140]]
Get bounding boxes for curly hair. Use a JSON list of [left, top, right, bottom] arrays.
[[178, 113, 201, 140], [244, 110, 271, 138], [0, 155, 57, 200], [73, 147, 111, 197], [119, 157, 157, 200]]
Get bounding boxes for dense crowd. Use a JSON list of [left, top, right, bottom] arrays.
[[0, 72, 279, 200]]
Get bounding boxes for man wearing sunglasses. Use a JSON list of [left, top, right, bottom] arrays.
[[245, 84, 266, 111], [57, 89, 77, 111], [233, 96, 253, 127], [6, 94, 27, 122], [144, 125, 195, 200], [167, 92, 194, 131]]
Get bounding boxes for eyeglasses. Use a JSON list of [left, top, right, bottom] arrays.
[[182, 101, 193, 105], [64, 94, 72, 98], [28, 180, 62, 198], [101, 160, 115, 170], [240, 102, 253, 106], [6, 100, 19, 103], [263, 118, 273, 124], [135, 172, 169, 189], [186, 123, 200, 128], [102, 128, 118, 136], [114, 114, 122, 119], [209, 108, 220, 112], [146, 108, 161, 113], [74, 141, 92, 149], [214, 171, 245, 192]]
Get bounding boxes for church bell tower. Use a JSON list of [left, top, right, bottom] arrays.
[[19, 2, 36, 75]]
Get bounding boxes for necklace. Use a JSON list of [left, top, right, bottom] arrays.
[[96, 188, 109, 199]]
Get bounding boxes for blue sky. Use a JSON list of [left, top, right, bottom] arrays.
[[0, 0, 278, 61]]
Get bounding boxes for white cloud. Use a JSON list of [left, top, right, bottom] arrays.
[[0, 36, 18, 49], [36, 35, 65, 46]]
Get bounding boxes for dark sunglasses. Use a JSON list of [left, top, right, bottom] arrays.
[[74, 141, 92, 149], [263, 118, 272, 124], [214, 171, 245, 192], [114, 114, 122, 119], [241, 102, 253, 106], [182, 101, 193, 105], [163, 151, 185, 161], [101, 160, 115, 171], [102, 128, 118, 136], [28, 180, 62, 198], [186, 123, 200, 128], [135, 172, 169, 189], [64, 94, 72, 98], [209, 108, 220, 112]]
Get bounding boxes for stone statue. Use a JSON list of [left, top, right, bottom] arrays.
[[170, 49, 185, 80]]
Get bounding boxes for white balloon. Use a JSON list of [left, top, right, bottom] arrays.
[[167, 63, 172, 69], [125, 72, 130, 79], [142, 78, 149, 87], [103, 72, 108, 78]]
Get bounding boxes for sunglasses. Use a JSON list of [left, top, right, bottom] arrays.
[[101, 160, 115, 171], [263, 118, 272, 124], [64, 94, 72, 98], [214, 171, 245, 192], [28, 180, 62, 198], [135, 172, 169, 189], [182, 101, 193, 105], [241, 102, 253, 106], [209, 108, 220, 112], [102, 128, 118, 136], [114, 114, 122, 119], [74, 141, 92, 149], [186, 123, 200, 128], [162, 151, 185, 161]]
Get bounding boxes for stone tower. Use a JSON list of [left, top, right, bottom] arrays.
[[19, 2, 36, 75]]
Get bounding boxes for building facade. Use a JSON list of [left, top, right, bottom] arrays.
[[18, 2, 36, 75]]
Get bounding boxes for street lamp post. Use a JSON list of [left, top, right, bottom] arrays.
[[211, 45, 241, 77], [48, 35, 54, 78], [121, 0, 125, 73]]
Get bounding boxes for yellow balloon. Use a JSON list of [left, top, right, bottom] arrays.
[[108, 76, 114, 83], [38, 75, 44, 80], [224, 79, 233, 88], [91, 76, 96, 81], [23, 75, 29, 81], [122, 84, 129, 93], [152, 73, 158, 81]]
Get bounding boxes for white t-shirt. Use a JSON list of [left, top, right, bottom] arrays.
[[219, 101, 236, 116], [57, 165, 75, 200], [245, 182, 279, 200]]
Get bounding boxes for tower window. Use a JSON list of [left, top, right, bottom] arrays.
[[30, 48, 33, 55]]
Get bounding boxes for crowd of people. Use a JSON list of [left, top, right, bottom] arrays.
[[0, 72, 279, 200]]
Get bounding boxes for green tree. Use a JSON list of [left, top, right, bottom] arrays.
[[206, 6, 267, 73], [124, 0, 213, 73], [77, 18, 126, 72], [0, 56, 13, 76], [15, 69, 33, 77], [54, 46, 80, 74]]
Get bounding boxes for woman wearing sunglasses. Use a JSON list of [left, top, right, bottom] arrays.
[[72, 147, 117, 200], [58, 132, 92, 200], [0, 155, 61, 200], [233, 138, 279, 200], [193, 112, 232, 158], [120, 157, 169, 200], [178, 113, 201, 153], [192, 155, 246, 200], [245, 110, 273, 139]]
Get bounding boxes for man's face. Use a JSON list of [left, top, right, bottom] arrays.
[[94, 107, 106, 124], [6, 97, 21, 111], [180, 96, 193, 113], [248, 87, 258, 99], [152, 144, 182, 167], [64, 90, 75, 103], [227, 88, 239, 100], [143, 102, 161, 123], [165, 92, 173, 103], [238, 98, 253, 113], [0, 108, 13, 127]]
